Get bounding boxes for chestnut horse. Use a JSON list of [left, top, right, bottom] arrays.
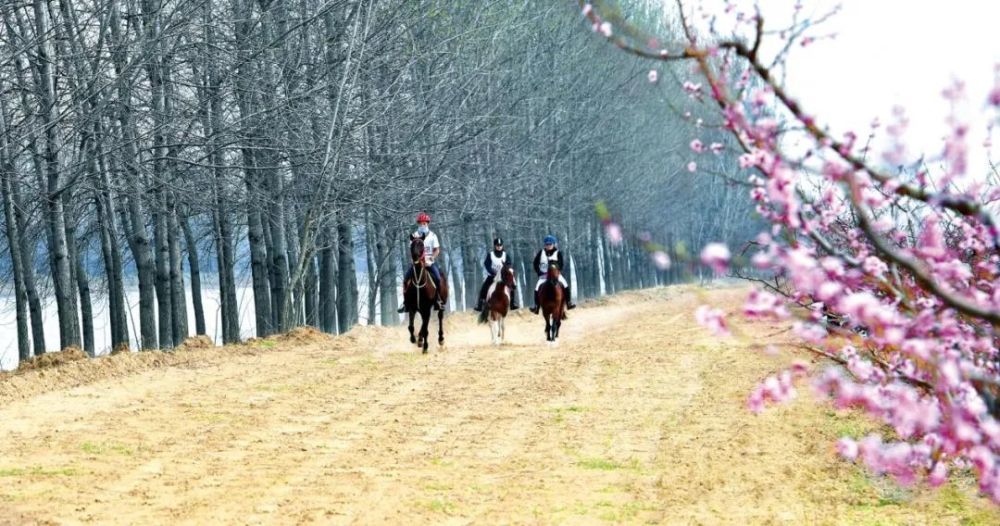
[[538, 262, 565, 344], [478, 264, 516, 345], [403, 237, 448, 353]]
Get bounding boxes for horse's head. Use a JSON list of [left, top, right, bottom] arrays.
[[546, 261, 561, 281], [409, 235, 425, 265], [501, 264, 516, 288]]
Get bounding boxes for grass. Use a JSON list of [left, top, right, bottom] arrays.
[[596, 500, 656, 522], [80, 441, 139, 456], [429, 456, 454, 468], [422, 481, 453, 492], [0, 466, 80, 477], [576, 456, 642, 472], [823, 409, 880, 439], [419, 498, 457, 514], [550, 405, 586, 424]]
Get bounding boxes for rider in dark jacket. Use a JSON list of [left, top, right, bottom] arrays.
[[474, 237, 519, 311]]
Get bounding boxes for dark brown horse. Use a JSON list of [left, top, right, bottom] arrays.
[[478, 264, 515, 345], [538, 263, 565, 344], [403, 236, 448, 353]]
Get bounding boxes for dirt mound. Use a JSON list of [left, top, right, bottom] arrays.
[[16, 347, 89, 371], [274, 326, 334, 346], [0, 343, 261, 405], [176, 335, 214, 351]]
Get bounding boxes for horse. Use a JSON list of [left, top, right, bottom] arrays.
[[478, 264, 516, 345], [402, 236, 448, 353], [538, 262, 565, 345]]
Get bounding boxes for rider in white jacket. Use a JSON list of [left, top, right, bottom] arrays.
[[474, 237, 519, 312], [529, 235, 576, 314]]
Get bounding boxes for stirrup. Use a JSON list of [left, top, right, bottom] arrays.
[[397, 305, 406, 313], [567, 303, 577, 310]]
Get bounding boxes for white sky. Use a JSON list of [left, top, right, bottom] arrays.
[[755, 0, 1000, 173]]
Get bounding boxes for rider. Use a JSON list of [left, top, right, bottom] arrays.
[[529, 235, 576, 314], [397, 212, 445, 312], [474, 237, 519, 312]]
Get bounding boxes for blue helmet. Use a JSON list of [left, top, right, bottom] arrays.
[[543, 235, 557, 245]]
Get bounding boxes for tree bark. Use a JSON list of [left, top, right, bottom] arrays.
[[181, 214, 207, 336], [336, 217, 357, 332]]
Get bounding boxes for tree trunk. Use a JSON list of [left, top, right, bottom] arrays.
[[109, 2, 157, 351], [30, 0, 80, 350], [319, 226, 338, 333], [73, 232, 95, 356], [95, 189, 128, 351], [154, 203, 174, 349], [336, 217, 357, 332], [305, 252, 319, 327], [1, 170, 30, 361], [181, 214, 207, 336], [376, 222, 398, 325], [169, 203, 189, 344]]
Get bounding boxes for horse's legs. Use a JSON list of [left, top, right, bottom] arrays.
[[544, 314, 551, 342], [437, 304, 445, 346], [499, 316, 505, 344], [490, 318, 499, 345], [419, 307, 431, 353], [408, 310, 416, 344]]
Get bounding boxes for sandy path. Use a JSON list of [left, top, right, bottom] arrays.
[[1, 286, 997, 525]]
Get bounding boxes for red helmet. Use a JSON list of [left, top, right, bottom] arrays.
[[416, 212, 431, 223]]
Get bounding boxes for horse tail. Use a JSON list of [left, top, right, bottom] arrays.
[[478, 307, 489, 325]]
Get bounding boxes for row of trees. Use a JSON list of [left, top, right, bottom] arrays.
[[0, 0, 758, 364]]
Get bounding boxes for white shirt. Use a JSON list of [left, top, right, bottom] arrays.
[[419, 231, 439, 265], [538, 249, 559, 274], [489, 251, 507, 274]]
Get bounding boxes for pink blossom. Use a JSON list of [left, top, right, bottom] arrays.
[[744, 289, 788, 319], [682, 81, 703, 98], [582, 2, 1000, 501], [695, 305, 730, 336], [651, 250, 671, 270], [599, 22, 612, 37], [837, 437, 859, 461], [989, 84, 1000, 106], [687, 161, 697, 172], [605, 223, 623, 244], [700, 243, 730, 273], [647, 69, 658, 83]]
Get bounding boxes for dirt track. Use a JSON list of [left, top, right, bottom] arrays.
[[1, 285, 997, 525]]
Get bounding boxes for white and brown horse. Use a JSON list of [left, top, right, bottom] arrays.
[[478, 264, 516, 345]]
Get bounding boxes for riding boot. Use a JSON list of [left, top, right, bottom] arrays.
[[529, 289, 540, 314], [434, 291, 445, 311], [474, 279, 489, 312], [565, 286, 576, 310], [511, 286, 520, 310], [397, 283, 408, 313]]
